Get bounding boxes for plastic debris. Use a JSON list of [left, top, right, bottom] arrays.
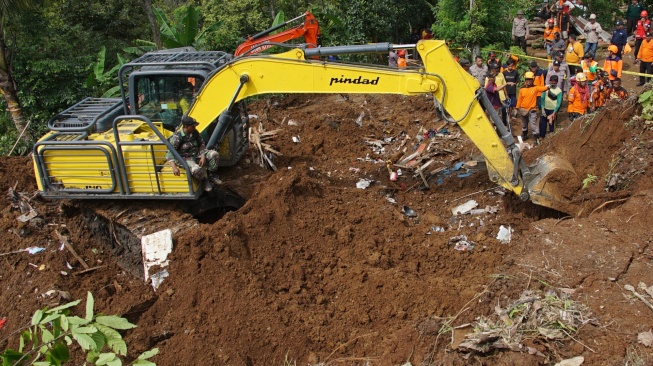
[[451, 200, 478, 215], [386, 197, 397, 204], [150, 269, 169, 291], [356, 179, 372, 189], [496, 225, 513, 244], [0, 318, 6, 330], [142, 229, 173, 291], [26, 247, 46, 255], [292, 136, 300, 143], [638, 330, 653, 347], [449, 235, 475, 251], [554, 356, 584, 366], [390, 171, 398, 181], [402, 206, 417, 217], [431, 226, 445, 232], [355, 111, 365, 127]]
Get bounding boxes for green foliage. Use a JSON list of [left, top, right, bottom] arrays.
[[86, 47, 127, 98], [0, 292, 157, 366], [638, 90, 653, 120], [582, 174, 598, 189]]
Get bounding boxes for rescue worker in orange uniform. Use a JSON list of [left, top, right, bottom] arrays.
[[580, 53, 598, 94], [543, 18, 560, 60], [514, 71, 550, 142], [568, 72, 590, 120], [591, 71, 611, 111], [397, 49, 407, 68], [603, 45, 623, 81], [636, 32, 653, 86]]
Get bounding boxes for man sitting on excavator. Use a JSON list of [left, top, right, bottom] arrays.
[[166, 115, 221, 192]]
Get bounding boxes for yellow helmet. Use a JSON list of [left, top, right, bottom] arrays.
[[576, 72, 587, 82], [608, 45, 618, 53], [524, 71, 535, 79]]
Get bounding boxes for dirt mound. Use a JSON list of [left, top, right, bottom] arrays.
[[1, 94, 653, 365], [525, 98, 650, 215]]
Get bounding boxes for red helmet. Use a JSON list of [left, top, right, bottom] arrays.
[[397, 49, 406, 57], [642, 10, 649, 17], [547, 18, 555, 24]]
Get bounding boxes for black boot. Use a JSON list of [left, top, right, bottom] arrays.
[[521, 131, 528, 140]]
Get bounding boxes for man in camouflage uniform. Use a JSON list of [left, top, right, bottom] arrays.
[[166, 115, 220, 192]]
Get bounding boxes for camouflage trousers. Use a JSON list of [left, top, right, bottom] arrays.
[[181, 150, 219, 181]]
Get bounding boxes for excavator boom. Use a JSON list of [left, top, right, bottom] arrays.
[[234, 12, 320, 57], [192, 40, 575, 211]]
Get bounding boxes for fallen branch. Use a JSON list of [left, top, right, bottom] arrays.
[[55, 231, 90, 270], [73, 265, 107, 276], [589, 198, 629, 216]]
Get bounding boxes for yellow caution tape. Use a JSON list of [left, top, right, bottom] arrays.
[[451, 47, 652, 78]]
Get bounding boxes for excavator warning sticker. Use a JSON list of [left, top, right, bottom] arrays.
[[329, 76, 379, 86]]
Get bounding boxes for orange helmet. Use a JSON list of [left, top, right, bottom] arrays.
[[642, 10, 649, 18], [547, 18, 555, 24], [608, 45, 618, 53]]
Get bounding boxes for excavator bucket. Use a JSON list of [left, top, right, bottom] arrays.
[[524, 154, 579, 214]]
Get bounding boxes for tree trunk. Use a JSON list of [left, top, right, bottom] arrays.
[[141, 0, 162, 50], [0, 40, 29, 142]]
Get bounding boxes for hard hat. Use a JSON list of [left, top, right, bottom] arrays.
[[589, 14, 596, 20], [576, 72, 587, 82], [608, 44, 618, 53], [547, 18, 555, 24], [642, 10, 649, 17], [524, 71, 535, 79], [397, 49, 406, 56]]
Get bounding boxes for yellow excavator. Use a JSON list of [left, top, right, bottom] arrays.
[[32, 40, 574, 214]]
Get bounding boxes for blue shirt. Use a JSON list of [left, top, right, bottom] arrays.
[[611, 28, 628, 47]]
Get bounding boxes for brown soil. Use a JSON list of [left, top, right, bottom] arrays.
[[2, 86, 653, 365]]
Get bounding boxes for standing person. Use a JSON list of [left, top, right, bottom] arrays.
[[549, 51, 571, 92], [568, 73, 590, 121], [485, 73, 512, 118], [503, 59, 520, 117], [543, 18, 559, 60], [565, 33, 584, 75], [591, 71, 612, 111], [560, 9, 571, 41], [487, 62, 510, 126], [634, 11, 651, 61], [552, 32, 566, 56], [580, 53, 599, 93], [514, 71, 550, 142], [388, 50, 398, 68], [583, 14, 603, 56], [529, 61, 547, 87], [512, 10, 530, 53], [166, 116, 221, 192], [469, 56, 488, 86], [603, 45, 623, 81], [627, 0, 646, 35], [547, 60, 568, 97], [539, 75, 563, 139], [487, 51, 501, 68], [611, 21, 629, 58], [636, 32, 653, 86], [609, 78, 629, 100]]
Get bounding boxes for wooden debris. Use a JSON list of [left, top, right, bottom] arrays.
[[55, 231, 90, 270], [73, 265, 107, 276], [248, 122, 282, 171]]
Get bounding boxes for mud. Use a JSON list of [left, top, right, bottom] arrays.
[[1, 87, 653, 366]]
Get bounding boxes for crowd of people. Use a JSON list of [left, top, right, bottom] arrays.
[[473, 0, 644, 143]]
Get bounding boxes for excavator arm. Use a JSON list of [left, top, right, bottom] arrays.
[[190, 40, 574, 210], [234, 12, 320, 57]]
